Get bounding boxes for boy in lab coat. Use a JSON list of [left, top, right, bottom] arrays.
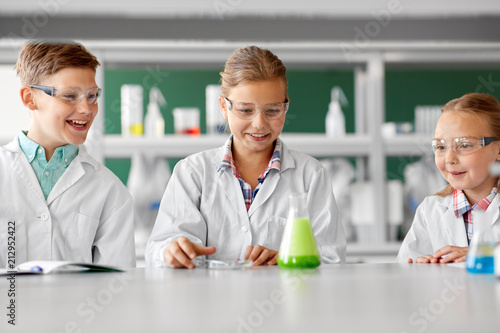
[[397, 93, 500, 263], [146, 46, 346, 268], [0, 41, 135, 267]]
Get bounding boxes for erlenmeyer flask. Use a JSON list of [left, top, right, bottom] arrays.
[[278, 193, 321, 268], [466, 218, 495, 274]]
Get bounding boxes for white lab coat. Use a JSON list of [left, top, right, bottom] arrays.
[[146, 139, 346, 267], [0, 135, 136, 268], [396, 194, 500, 262]]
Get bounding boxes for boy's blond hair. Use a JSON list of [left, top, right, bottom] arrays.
[[15, 41, 100, 86]]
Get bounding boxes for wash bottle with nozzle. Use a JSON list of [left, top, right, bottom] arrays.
[[145, 87, 167, 138], [325, 86, 349, 137]]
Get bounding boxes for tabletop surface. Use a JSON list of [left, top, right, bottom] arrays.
[[1, 263, 499, 333]]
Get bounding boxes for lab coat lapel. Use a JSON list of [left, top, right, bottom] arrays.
[[442, 196, 468, 246], [247, 171, 280, 217], [248, 140, 294, 217], [488, 195, 500, 227], [9, 140, 46, 204], [212, 149, 249, 221], [46, 146, 91, 205]]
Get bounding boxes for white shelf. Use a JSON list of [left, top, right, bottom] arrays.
[[103, 133, 373, 158], [346, 242, 402, 255], [3, 40, 493, 245], [103, 133, 434, 159], [384, 134, 432, 156], [3, 133, 432, 158]]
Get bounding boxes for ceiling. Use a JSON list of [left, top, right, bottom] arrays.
[[1, 0, 500, 42]]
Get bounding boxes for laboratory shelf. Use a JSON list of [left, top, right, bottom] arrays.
[[384, 134, 432, 156], [346, 242, 402, 263], [103, 133, 373, 158], [104, 134, 226, 158], [3, 40, 497, 245], [347, 242, 402, 255], [2, 133, 433, 158]]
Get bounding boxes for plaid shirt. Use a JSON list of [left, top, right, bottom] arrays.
[[218, 136, 281, 211], [453, 185, 498, 245]]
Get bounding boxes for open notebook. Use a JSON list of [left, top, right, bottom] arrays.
[[0, 261, 123, 275]]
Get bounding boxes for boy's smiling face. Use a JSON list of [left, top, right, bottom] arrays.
[[26, 67, 98, 158]]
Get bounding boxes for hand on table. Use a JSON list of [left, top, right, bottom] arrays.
[[163, 237, 216, 269], [245, 245, 279, 266], [407, 246, 468, 264]]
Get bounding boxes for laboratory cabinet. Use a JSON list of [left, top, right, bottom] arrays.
[[2, 40, 500, 262]]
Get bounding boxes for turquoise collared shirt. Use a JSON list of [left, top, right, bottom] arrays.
[[18, 131, 79, 199]]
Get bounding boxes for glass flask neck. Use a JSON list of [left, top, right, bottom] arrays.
[[289, 193, 309, 218]]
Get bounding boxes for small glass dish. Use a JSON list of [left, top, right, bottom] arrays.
[[192, 257, 253, 269]]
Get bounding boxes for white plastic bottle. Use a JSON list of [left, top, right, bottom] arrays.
[[206, 84, 225, 134], [325, 86, 348, 137], [144, 87, 167, 138], [121, 84, 144, 136]]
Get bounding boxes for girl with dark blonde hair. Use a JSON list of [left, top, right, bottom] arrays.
[[146, 46, 346, 268]]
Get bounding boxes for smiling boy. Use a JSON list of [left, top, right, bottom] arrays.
[[0, 41, 135, 267]]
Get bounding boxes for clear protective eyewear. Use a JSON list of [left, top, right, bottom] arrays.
[[432, 136, 499, 157], [224, 97, 289, 120], [30, 84, 102, 105]]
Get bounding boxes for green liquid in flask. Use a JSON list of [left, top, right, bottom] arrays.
[[278, 217, 321, 269]]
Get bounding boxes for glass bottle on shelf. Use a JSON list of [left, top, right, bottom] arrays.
[[278, 193, 321, 269]]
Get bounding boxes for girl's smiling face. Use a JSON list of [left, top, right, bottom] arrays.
[[434, 110, 500, 204], [221, 79, 287, 158]]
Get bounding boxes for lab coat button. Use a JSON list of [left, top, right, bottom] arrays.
[[40, 213, 49, 221], [242, 226, 248, 233]]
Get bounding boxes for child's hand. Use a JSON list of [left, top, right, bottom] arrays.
[[163, 237, 216, 269], [245, 245, 279, 266], [433, 246, 468, 263], [408, 255, 440, 264], [407, 246, 468, 264]]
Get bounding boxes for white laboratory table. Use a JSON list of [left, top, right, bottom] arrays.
[[1, 263, 499, 333]]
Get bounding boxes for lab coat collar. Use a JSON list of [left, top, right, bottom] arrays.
[[277, 139, 296, 173], [248, 140, 296, 216], [439, 195, 468, 246], [211, 147, 250, 221], [436, 193, 500, 246], [5, 135, 100, 205], [210, 137, 296, 218], [46, 145, 99, 204], [6, 135, 46, 204], [4, 135, 98, 170]]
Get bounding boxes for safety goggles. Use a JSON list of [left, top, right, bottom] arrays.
[[224, 97, 289, 120], [432, 136, 499, 157], [30, 85, 102, 105]]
